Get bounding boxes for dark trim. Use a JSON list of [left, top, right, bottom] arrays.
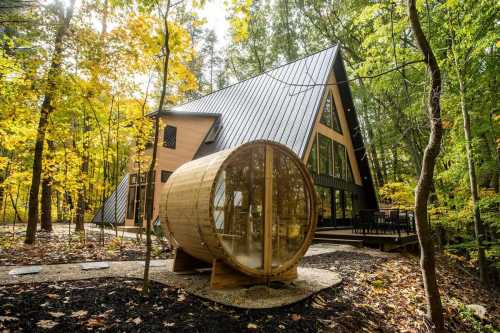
[[147, 110, 221, 119], [301, 46, 340, 161], [332, 50, 378, 209], [312, 173, 364, 194]]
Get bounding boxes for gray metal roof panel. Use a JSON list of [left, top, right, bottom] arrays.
[[92, 174, 129, 224], [169, 45, 339, 158]]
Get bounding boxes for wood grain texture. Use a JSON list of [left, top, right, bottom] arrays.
[[302, 72, 363, 186], [159, 140, 317, 283], [125, 114, 216, 226]]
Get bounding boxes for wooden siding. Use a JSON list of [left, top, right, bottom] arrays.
[[125, 114, 216, 226], [303, 72, 363, 186]]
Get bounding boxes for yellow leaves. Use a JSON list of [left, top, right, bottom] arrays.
[[379, 182, 415, 208], [227, 0, 252, 43]]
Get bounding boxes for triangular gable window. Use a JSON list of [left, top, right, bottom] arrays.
[[320, 92, 342, 134]]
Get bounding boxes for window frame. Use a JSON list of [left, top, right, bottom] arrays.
[[318, 134, 333, 176], [163, 125, 177, 149]]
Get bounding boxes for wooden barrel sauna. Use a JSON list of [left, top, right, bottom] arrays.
[[160, 140, 317, 288]]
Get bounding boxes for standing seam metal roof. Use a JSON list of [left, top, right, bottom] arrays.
[[92, 174, 128, 224], [170, 45, 339, 158]]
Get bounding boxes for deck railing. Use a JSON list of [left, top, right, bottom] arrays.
[[352, 208, 416, 236]]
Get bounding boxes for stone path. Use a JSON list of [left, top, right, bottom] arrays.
[[0, 243, 383, 309], [0, 258, 341, 309]]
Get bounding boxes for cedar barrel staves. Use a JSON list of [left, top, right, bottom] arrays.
[[160, 140, 317, 288]]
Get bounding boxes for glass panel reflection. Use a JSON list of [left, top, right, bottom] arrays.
[[271, 150, 310, 268], [213, 147, 265, 270]]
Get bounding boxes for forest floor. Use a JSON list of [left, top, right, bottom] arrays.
[[0, 240, 498, 332], [0, 225, 172, 266]]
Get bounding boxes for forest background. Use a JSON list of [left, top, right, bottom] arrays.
[[0, 0, 498, 278]]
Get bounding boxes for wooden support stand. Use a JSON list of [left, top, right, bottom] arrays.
[[210, 258, 298, 289], [173, 247, 211, 273]]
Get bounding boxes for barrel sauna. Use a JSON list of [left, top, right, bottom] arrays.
[[160, 140, 317, 288]]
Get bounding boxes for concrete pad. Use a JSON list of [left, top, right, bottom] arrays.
[[80, 262, 110, 270], [304, 243, 398, 259], [9, 266, 42, 276], [140, 260, 165, 267], [186, 267, 341, 309]]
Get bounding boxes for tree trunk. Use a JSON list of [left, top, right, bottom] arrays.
[[40, 177, 52, 232], [143, 0, 171, 294], [367, 124, 385, 187], [25, 1, 75, 244], [75, 108, 89, 231], [407, 0, 445, 332], [457, 77, 488, 285], [41, 140, 54, 232]]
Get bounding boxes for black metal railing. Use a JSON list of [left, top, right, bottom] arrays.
[[352, 208, 416, 236]]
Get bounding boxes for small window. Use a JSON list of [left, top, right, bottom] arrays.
[[163, 125, 177, 149], [161, 170, 172, 183], [205, 119, 221, 144], [130, 174, 137, 185]]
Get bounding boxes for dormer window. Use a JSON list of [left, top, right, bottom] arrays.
[[163, 125, 177, 149], [205, 118, 221, 144]]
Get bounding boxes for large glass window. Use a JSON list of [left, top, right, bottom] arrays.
[[126, 186, 136, 219], [345, 191, 353, 219], [346, 155, 354, 183], [213, 147, 266, 270], [315, 186, 332, 227], [318, 134, 333, 176], [331, 97, 342, 133], [272, 151, 310, 267], [307, 137, 318, 174], [320, 94, 333, 127], [213, 145, 312, 272], [335, 190, 344, 222], [334, 142, 346, 179], [320, 92, 342, 134]]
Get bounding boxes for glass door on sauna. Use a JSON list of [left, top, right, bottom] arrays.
[[213, 145, 311, 274]]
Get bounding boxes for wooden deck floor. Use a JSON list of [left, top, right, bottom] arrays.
[[314, 228, 418, 251]]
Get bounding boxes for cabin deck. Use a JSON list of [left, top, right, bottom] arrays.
[[314, 228, 418, 251]]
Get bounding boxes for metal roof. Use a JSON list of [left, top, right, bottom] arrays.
[[92, 174, 128, 224], [170, 45, 339, 159]]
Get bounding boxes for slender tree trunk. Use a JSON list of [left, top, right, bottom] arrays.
[[367, 122, 385, 187], [144, 0, 171, 294], [407, 1, 445, 331], [40, 178, 52, 232], [41, 140, 55, 232], [56, 191, 62, 222], [457, 77, 488, 284], [25, 1, 75, 244]]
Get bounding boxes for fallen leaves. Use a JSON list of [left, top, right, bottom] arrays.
[[0, 316, 18, 322], [36, 319, 58, 329], [48, 312, 65, 318], [247, 323, 258, 329], [0, 227, 172, 266], [128, 317, 142, 325], [70, 310, 88, 318]]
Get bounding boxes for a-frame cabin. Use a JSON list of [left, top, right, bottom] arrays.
[[93, 45, 380, 237]]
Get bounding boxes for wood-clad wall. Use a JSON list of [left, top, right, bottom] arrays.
[[302, 72, 363, 186], [125, 114, 216, 226]]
